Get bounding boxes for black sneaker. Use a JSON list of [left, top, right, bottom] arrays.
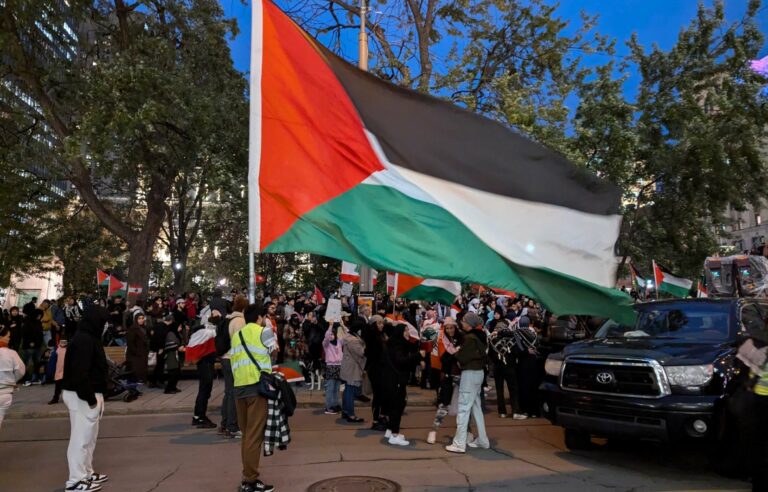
[[65, 480, 102, 491], [371, 421, 387, 432], [192, 416, 217, 429], [355, 394, 371, 403], [89, 473, 108, 484], [240, 480, 275, 492]]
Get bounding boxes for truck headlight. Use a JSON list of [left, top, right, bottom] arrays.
[[544, 357, 563, 376], [664, 365, 713, 386]]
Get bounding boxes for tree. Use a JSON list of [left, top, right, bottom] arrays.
[[572, 0, 768, 278], [52, 206, 127, 294], [0, 0, 247, 290]]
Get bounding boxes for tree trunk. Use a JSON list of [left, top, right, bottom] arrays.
[[173, 254, 188, 293], [126, 231, 156, 295]]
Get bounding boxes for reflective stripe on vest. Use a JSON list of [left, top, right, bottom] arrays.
[[231, 323, 272, 388], [755, 371, 768, 396]]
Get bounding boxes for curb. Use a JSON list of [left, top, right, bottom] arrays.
[[7, 397, 500, 420]]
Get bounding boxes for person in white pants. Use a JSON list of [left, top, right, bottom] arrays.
[[63, 390, 104, 485], [445, 312, 490, 453], [0, 326, 26, 429], [61, 306, 111, 492]]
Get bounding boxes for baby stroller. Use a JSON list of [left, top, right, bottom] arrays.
[[105, 359, 142, 402]]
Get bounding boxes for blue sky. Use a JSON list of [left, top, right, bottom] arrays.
[[221, 0, 768, 96]]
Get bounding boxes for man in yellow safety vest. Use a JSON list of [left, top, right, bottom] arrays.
[[230, 303, 278, 492]]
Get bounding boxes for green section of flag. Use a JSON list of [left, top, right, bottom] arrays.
[[266, 183, 635, 324]]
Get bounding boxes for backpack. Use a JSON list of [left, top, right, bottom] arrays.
[[215, 316, 232, 357]]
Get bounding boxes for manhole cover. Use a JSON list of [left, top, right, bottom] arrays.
[[307, 476, 401, 492]]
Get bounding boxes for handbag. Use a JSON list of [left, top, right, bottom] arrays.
[[238, 331, 279, 400], [147, 351, 157, 368]]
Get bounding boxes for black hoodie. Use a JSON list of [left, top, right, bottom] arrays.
[[62, 306, 109, 406]]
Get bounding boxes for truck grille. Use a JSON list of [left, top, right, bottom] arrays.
[[560, 357, 669, 398]]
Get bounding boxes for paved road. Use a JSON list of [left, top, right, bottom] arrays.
[[0, 406, 749, 492]]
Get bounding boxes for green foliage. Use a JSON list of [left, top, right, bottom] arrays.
[[0, 0, 248, 287], [573, 0, 768, 278]]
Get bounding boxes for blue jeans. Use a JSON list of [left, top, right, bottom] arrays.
[[324, 379, 341, 410], [342, 382, 361, 417], [452, 369, 489, 449]]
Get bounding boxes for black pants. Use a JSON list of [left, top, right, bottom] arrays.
[[194, 356, 215, 418], [517, 355, 541, 416], [369, 371, 384, 422], [51, 380, 62, 402], [386, 384, 407, 434], [749, 393, 768, 491], [165, 369, 180, 392], [150, 353, 166, 386], [420, 356, 431, 389], [494, 364, 519, 415], [438, 372, 455, 407]]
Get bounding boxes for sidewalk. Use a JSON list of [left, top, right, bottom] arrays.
[[6, 378, 499, 419]]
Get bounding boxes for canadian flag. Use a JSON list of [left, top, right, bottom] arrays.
[[127, 284, 143, 296], [108, 276, 127, 296]]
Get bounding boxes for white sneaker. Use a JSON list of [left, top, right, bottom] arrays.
[[427, 430, 436, 444], [499, 413, 507, 419], [467, 439, 490, 449], [512, 413, 528, 420], [445, 443, 465, 454], [384, 429, 392, 439], [65, 481, 102, 491], [388, 434, 410, 446]]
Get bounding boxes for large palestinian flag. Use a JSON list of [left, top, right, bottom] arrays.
[[248, 0, 632, 322]]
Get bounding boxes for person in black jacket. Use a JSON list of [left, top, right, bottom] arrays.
[[381, 323, 418, 446], [488, 320, 524, 419], [61, 306, 109, 491], [363, 315, 388, 431], [7, 306, 23, 353], [21, 309, 44, 384]]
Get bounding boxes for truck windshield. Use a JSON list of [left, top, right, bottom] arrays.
[[596, 303, 731, 340]]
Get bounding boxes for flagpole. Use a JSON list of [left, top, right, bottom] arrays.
[[247, 0, 264, 305], [356, 0, 374, 294]]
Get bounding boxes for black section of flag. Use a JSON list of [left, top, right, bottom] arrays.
[[319, 47, 621, 216]]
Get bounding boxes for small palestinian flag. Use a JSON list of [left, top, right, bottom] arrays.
[[97, 269, 110, 287], [248, 0, 631, 322], [108, 276, 127, 297], [653, 261, 693, 298], [697, 279, 708, 298], [629, 263, 646, 290], [395, 273, 461, 305]]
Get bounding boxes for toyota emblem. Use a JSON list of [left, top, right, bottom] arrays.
[[595, 371, 615, 384]]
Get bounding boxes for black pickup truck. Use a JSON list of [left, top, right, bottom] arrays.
[[540, 298, 761, 450]]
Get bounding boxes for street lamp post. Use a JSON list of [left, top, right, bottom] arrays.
[[357, 0, 375, 294]]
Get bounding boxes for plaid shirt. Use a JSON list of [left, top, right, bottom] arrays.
[[264, 372, 291, 456]]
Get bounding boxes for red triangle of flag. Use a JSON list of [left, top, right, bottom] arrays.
[[97, 270, 110, 286]]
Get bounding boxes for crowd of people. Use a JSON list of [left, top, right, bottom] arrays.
[[0, 285, 555, 491]]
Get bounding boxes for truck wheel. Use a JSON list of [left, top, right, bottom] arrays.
[[564, 428, 592, 450]]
